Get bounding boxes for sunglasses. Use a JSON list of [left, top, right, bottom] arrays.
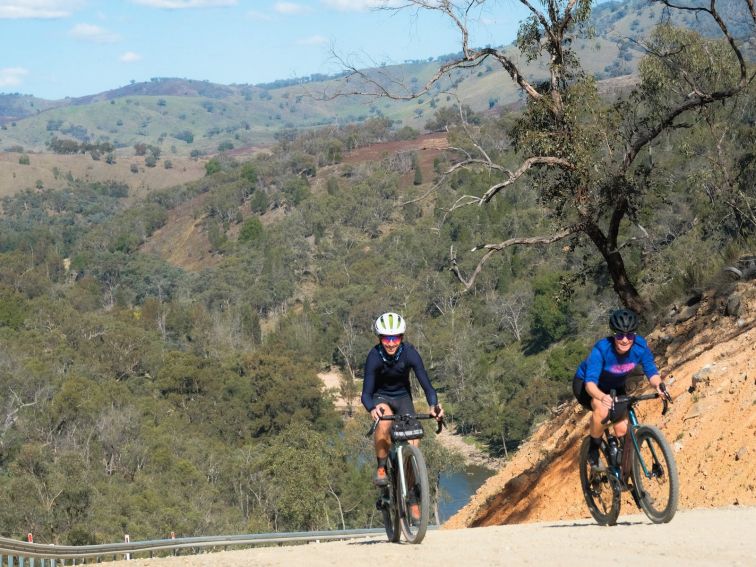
[[380, 335, 403, 344], [614, 332, 636, 341]]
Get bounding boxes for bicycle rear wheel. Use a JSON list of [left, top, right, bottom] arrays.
[[397, 444, 430, 543], [579, 436, 621, 526], [631, 425, 679, 523]]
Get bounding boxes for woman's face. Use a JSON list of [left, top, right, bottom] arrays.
[[380, 334, 403, 356], [613, 332, 636, 354]]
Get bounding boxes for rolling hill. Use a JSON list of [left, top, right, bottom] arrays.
[[1, 0, 752, 159]]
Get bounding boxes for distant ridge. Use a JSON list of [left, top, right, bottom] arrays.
[[71, 78, 239, 105], [1, 0, 752, 153]]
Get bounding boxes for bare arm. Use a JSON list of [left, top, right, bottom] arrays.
[[585, 381, 612, 410]]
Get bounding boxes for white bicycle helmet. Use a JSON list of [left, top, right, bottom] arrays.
[[374, 312, 406, 336]]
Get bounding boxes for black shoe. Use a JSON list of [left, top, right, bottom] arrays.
[[587, 443, 600, 467]]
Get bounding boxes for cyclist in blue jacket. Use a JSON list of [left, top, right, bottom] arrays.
[[573, 308, 664, 466], [362, 312, 444, 488]]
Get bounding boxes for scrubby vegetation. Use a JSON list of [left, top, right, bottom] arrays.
[[0, 0, 753, 547]]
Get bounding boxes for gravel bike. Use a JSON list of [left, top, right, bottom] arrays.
[[367, 412, 443, 544], [579, 384, 679, 525]]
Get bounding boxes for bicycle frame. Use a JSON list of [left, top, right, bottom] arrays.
[[581, 384, 677, 525], [375, 413, 441, 495], [367, 412, 443, 544], [609, 389, 670, 489]]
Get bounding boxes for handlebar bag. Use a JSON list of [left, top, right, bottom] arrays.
[[390, 418, 425, 441]]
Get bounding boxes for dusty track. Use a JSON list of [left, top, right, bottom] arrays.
[[111, 506, 755, 566]]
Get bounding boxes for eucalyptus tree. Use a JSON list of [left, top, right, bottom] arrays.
[[338, 0, 755, 314]]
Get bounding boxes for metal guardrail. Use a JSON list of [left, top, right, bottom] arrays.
[[0, 528, 385, 565]]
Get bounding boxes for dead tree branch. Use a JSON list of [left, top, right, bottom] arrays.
[[624, 0, 755, 169], [450, 224, 584, 291]]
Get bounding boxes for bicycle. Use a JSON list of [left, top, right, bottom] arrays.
[[366, 412, 443, 544], [579, 383, 679, 526]]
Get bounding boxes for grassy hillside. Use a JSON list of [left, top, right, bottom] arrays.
[[2, 0, 752, 157], [0, 150, 207, 200]]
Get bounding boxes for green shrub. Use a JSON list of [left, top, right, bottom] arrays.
[[205, 158, 221, 176], [239, 217, 264, 243]]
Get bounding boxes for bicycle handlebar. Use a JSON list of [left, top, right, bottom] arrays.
[[366, 413, 445, 437], [601, 385, 672, 425]]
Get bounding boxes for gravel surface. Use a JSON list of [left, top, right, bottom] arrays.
[[111, 506, 755, 566]]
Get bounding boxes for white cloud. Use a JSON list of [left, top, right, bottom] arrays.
[[274, 2, 311, 15], [320, 0, 400, 11], [0, 1, 84, 19], [69, 23, 120, 43], [120, 51, 142, 63], [131, 0, 237, 8], [0, 67, 29, 88], [245, 10, 272, 21], [297, 35, 328, 46]]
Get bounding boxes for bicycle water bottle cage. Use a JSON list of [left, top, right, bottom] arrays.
[[390, 418, 424, 442]]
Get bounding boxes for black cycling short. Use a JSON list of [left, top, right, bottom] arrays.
[[373, 393, 416, 416], [572, 377, 626, 411]]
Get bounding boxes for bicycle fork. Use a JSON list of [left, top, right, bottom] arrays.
[[377, 445, 408, 511], [627, 411, 664, 480], [395, 445, 409, 506], [622, 410, 664, 508]]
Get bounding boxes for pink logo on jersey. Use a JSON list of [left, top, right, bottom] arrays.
[[610, 362, 637, 374]]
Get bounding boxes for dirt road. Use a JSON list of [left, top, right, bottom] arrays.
[[113, 506, 754, 566]]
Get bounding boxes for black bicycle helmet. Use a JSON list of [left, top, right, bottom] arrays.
[[609, 308, 639, 333]]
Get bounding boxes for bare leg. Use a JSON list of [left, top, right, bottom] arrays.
[[374, 403, 393, 462], [590, 397, 610, 439], [613, 417, 629, 437]]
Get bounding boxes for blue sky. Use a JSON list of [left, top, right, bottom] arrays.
[[0, 0, 530, 100]]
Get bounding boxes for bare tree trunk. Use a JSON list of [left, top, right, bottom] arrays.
[[327, 482, 346, 530], [583, 221, 648, 314], [501, 429, 509, 460]]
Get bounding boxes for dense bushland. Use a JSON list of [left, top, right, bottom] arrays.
[[1, 8, 753, 545]]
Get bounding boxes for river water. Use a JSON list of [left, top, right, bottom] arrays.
[[437, 465, 494, 523]]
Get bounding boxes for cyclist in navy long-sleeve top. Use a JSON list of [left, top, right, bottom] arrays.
[[362, 312, 443, 490], [573, 309, 665, 466], [361, 344, 437, 411]]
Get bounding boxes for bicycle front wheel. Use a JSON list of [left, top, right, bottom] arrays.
[[397, 444, 430, 543], [579, 436, 621, 526], [631, 425, 679, 523], [380, 465, 400, 542]]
